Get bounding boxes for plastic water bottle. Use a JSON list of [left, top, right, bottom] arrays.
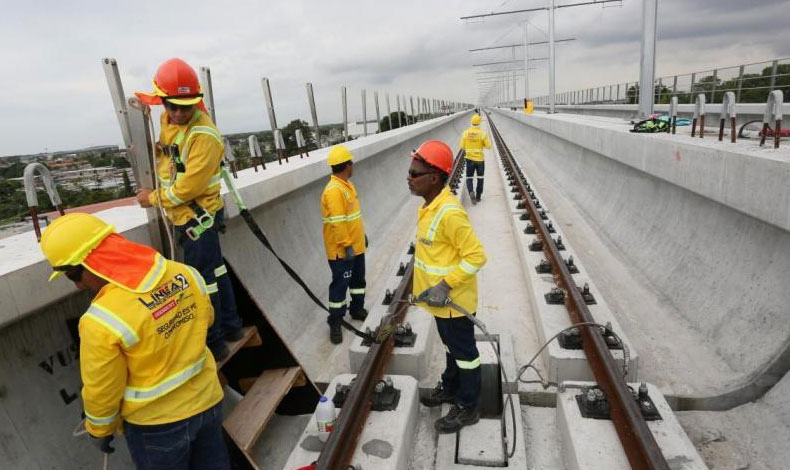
[[315, 395, 336, 442]]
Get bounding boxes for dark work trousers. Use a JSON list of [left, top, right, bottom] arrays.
[[434, 315, 482, 409], [124, 403, 230, 470], [465, 160, 485, 199], [176, 209, 242, 349], [327, 253, 366, 324]]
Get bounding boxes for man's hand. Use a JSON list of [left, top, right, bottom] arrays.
[[343, 246, 355, 262], [136, 188, 153, 208], [91, 435, 115, 454], [416, 280, 452, 307]]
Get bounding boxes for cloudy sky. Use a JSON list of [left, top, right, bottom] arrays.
[[1, 0, 788, 156]]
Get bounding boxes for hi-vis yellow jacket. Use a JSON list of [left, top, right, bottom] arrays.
[[322, 175, 366, 260], [413, 187, 487, 318], [79, 259, 223, 437], [148, 110, 224, 226], [459, 126, 492, 162]]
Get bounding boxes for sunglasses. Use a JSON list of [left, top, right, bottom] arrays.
[[54, 265, 85, 282], [163, 101, 194, 111], [408, 169, 439, 179]]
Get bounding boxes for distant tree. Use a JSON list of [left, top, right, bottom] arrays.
[[121, 170, 133, 196], [379, 111, 414, 132], [282, 119, 315, 152]]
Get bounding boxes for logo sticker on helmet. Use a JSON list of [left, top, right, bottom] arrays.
[[177, 86, 191, 94]]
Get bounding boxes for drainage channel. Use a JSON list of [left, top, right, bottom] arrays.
[[485, 112, 671, 470], [312, 152, 467, 470]]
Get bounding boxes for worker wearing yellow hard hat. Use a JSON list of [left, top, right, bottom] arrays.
[[321, 145, 368, 344], [459, 114, 492, 205], [40, 213, 229, 469], [134, 58, 242, 362]]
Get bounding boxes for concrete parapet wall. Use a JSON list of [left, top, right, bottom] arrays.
[[489, 108, 790, 379]]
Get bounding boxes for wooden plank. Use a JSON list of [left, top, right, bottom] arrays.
[[216, 326, 261, 370], [223, 366, 302, 452]]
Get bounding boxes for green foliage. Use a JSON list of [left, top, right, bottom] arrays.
[[282, 119, 315, 152], [379, 112, 415, 132]]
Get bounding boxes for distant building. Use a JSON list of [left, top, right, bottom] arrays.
[[347, 120, 380, 138]]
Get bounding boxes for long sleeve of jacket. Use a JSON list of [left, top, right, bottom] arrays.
[[442, 211, 487, 289], [79, 318, 127, 437], [149, 135, 222, 208], [323, 188, 352, 248]]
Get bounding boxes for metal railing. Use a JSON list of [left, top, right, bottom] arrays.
[[533, 58, 790, 106]]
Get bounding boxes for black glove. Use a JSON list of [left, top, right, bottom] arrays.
[[416, 281, 452, 307], [92, 435, 115, 454], [365, 235, 369, 248], [343, 246, 355, 261]]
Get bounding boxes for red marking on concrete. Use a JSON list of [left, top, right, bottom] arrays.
[[674, 151, 681, 162]]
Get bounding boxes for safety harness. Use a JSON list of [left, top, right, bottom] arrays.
[[161, 111, 219, 242]]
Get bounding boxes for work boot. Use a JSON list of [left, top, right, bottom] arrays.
[[349, 308, 368, 321], [329, 322, 343, 344], [420, 382, 456, 407], [476, 193, 483, 202], [224, 327, 246, 342], [434, 405, 480, 434], [210, 342, 230, 363], [470, 195, 478, 206]]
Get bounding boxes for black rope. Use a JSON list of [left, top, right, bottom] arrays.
[[239, 209, 376, 342]]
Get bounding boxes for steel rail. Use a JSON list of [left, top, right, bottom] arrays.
[[315, 151, 466, 470], [485, 112, 670, 470]]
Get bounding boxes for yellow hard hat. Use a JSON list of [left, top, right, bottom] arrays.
[[40, 213, 115, 281], [327, 145, 353, 166], [471, 114, 481, 125]]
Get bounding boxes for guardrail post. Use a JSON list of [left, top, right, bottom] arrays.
[[736, 65, 745, 102], [248, 135, 264, 171], [719, 92, 737, 143], [769, 60, 779, 92], [669, 96, 678, 134], [761, 90, 784, 149], [23, 163, 65, 241], [306, 83, 321, 148], [374, 92, 381, 132], [295, 129, 308, 158], [692, 93, 706, 138], [341, 86, 348, 141], [361, 89, 368, 137]]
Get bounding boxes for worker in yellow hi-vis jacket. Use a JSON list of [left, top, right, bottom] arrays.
[[39, 213, 229, 469], [459, 114, 492, 204], [322, 145, 368, 344], [407, 140, 487, 434], [134, 58, 242, 362]]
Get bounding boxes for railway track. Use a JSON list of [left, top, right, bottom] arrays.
[[486, 111, 670, 470]]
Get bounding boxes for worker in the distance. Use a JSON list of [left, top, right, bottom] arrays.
[[321, 145, 368, 344], [135, 57, 242, 361], [459, 114, 491, 204], [39, 213, 229, 469], [408, 140, 487, 433]]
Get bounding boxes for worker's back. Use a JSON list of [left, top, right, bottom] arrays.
[[321, 175, 366, 260], [80, 258, 223, 435], [460, 126, 491, 161]]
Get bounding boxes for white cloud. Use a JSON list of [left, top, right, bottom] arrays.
[[0, 0, 787, 155]]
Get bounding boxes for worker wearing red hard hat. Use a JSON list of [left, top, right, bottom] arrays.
[[134, 58, 242, 362], [39, 213, 229, 469], [408, 140, 487, 433]]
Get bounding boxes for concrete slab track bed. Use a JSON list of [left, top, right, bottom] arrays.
[[3, 105, 790, 469]]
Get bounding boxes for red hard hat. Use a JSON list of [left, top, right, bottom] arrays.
[[135, 58, 203, 106], [412, 140, 454, 174]]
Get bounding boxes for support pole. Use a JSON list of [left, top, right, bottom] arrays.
[[199, 67, 217, 124], [386, 93, 392, 131], [362, 89, 368, 137], [548, 0, 556, 113], [524, 22, 530, 100], [638, 0, 658, 118], [341, 86, 348, 141], [374, 91, 381, 132], [306, 82, 321, 148]]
